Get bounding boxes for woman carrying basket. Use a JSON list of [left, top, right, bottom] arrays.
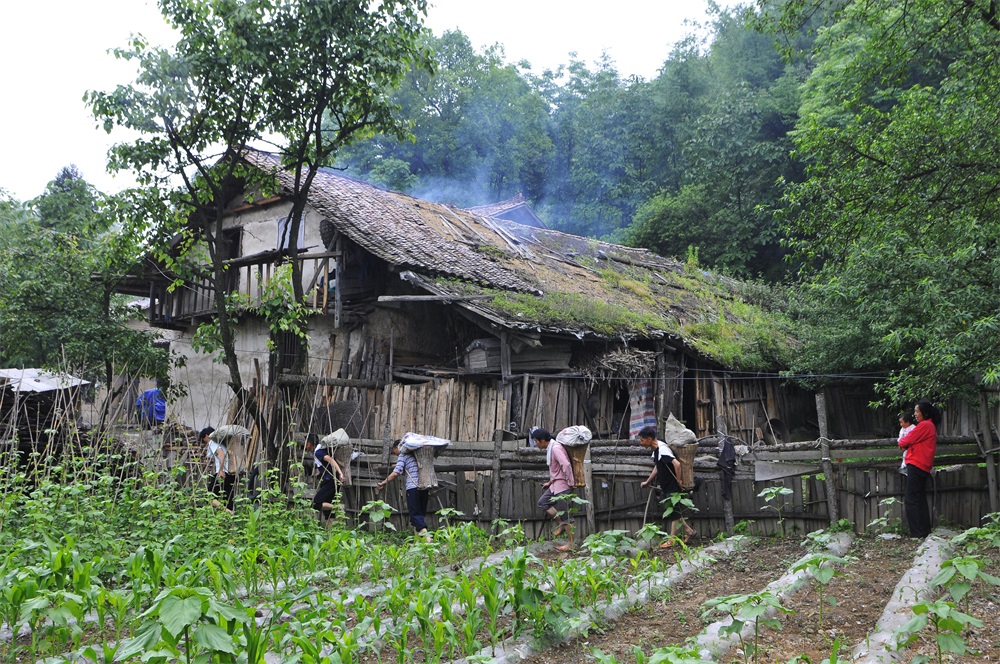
[[638, 425, 696, 547], [375, 441, 431, 542]]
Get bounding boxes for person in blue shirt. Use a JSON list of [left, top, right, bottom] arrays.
[[312, 430, 347, 525]]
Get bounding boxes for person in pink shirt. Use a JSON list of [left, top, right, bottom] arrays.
[[532, 428, 575, 550]]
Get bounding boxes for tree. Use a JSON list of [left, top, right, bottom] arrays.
[[619, 5, 803, 277], [773, 0, 1000, 401], [88, 0, 431, 478], [338, 30, 552, 206], [0, 175, 170, 393]]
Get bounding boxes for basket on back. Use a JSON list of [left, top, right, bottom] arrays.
[[662, 414, 697, 491], [319, 428, 353, 486], [555, 425, 592, 488], [399, 432, 451, 489]]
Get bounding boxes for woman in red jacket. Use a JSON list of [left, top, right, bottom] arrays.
[[898, 400, 940, 538]]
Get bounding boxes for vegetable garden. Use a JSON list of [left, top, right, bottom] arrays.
[[4, 451, 1000, 664]]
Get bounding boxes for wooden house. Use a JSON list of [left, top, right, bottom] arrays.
[[117, 148, 814, 448], [109, 149, 1000, 537]]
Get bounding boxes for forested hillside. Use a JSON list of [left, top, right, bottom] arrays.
[[337, 6, 803, 280]]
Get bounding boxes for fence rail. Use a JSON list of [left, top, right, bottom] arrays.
[[146, 429, 998, 538]]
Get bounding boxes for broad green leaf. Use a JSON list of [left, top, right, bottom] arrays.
[[158, 594, 206, 638], [192, 623, 238, 654]]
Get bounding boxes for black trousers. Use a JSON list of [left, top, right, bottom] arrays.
[[904, 465, 932, 538], [208, 473, 236, 511], [406, 488, 429, 531]]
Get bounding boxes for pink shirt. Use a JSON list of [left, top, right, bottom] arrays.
[[548, 442, 574, 494]]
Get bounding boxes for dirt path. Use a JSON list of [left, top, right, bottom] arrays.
[[524, 535, 924, 663]]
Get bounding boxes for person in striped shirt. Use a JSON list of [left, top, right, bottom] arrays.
[[376, 442, 431, 541]]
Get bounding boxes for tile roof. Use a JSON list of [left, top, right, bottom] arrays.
[[241, 150, 793, 367]]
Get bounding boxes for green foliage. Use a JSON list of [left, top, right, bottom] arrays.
[[791, 552, 846, 629], [758, 485, 794, 537], [337, 5, 807, 278], [775, 0, 1000, 401], [0, 174, 170, 382], [88, 0, 432, 396], [592, 644, 714, 664], [358, 499, 397, 533], [867, 497, 901, 534], [895, 599, 982, 663], [702, 590, 792, 664], [340, 29, 551, 206], [249, 264, 314, 347]]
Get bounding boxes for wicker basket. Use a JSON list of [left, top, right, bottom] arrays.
[[565, 444, 589, 488], [413, 446, 439, 489], [669, 442, 698, 490], [331, 445, 353, 486]]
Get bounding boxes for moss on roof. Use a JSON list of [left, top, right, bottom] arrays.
[[242, 149, 797, 371]]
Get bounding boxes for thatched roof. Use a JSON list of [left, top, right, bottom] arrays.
[[241, 150, 794, 369]]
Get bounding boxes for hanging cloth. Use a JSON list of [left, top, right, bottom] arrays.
[[628, 379, 657, 439]]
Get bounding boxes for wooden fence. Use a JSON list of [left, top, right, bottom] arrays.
[[298, 434, 997, 539]]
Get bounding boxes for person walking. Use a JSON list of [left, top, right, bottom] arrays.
[[898, 400, 940, 538], [375, 442, 431, 542], [532, 427, 575, 551], [312, 429, 347, 526], [203, 426, 236, 513], [638, 424, 696, 547]]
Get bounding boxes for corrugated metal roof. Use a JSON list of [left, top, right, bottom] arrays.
[[0, 369, 90, 393]]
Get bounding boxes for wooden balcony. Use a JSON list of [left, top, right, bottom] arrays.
[[148, 251, 344, 328]]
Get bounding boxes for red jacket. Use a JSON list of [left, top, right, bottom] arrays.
[[898, 419, 937, 472]]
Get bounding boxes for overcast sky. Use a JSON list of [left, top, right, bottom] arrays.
[[0, 0, 733, 201]]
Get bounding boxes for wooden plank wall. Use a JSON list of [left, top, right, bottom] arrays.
[[367, 380, 509, 441]]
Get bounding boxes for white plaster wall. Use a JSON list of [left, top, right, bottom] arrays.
[[226, 203, 329, 302], [167, 319, 272, 430], [162, 203, 341, 429]]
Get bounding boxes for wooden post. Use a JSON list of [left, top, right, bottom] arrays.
[[333, 236, 343, 328], [583, 445, 596, 536], [713, 377, 735, 533], [500, 333, 513, 429], [816, 391, 840, 525], [491, 428, 503, 520], [655, 351, 667, 424], [979, 391, 999, 513]]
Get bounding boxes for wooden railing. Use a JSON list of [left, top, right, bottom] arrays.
[[149, 251, 342, 327]]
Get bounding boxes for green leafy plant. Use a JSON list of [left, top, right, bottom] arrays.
[[930, 554, 1000, 613], [895, 599, 982, 663], [591, 643, 715, 663], [758, 486, 794, 537], [702, 590, 791, 664], [791, 552, 846, 630], [116, 585, 249, 663], [358, 499, 397, 533], [867, 497, 901, 533]]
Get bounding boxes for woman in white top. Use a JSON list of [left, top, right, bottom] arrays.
[[204, 427, 236, 512]]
